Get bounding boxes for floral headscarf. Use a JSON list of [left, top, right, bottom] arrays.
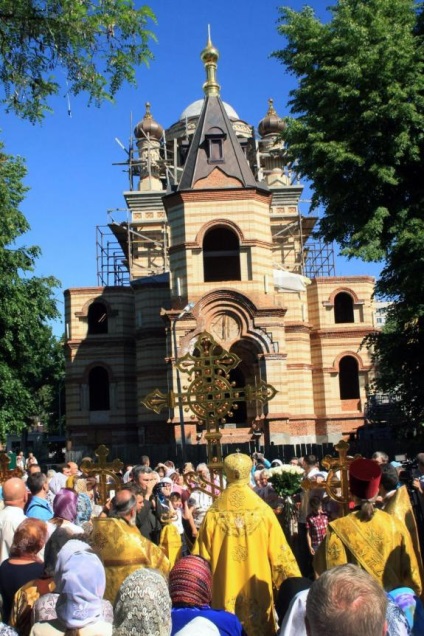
[[113, 568, 171, 636]]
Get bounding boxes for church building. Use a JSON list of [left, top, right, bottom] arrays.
[[64, 35, 377, 456]]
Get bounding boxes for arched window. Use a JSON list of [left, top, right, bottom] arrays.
[[88, 302, 108, 335], [339, 356, 360, 400], [203, 227, 241, 282], [334, 292, 354, 324], [89, 367, 110, 410]]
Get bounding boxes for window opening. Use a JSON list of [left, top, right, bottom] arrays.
[[89, 367, 110, 410], [203, 227, 241, 282], [88, 302, 108, 334], [339, 356, 360, 399], [334, 292, 354, 324]]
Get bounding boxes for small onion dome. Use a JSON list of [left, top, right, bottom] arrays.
[[134, 102, 164, 140], [201, 30, 219, 66], [258, 98, 285, 138]]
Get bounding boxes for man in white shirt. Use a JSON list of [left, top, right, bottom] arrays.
[[0, 477, 27, 563]]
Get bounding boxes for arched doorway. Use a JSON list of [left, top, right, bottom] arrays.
[[229, 339, 263, 426]]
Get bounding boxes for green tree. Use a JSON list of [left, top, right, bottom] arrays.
[[0, 140, 64, 440], [0, 0, 156, 122], [273, 0, 424, 424]]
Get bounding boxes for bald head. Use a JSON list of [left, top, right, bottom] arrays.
[[109, 489, 136, 523], [67, 462, 79, 476], [3, 477, 28, 508]]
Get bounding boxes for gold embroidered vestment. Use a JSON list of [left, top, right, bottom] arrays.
[[193, 483, 300, 636], [313, 508, 422, 596]]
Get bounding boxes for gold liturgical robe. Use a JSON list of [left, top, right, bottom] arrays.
[[193, 483, 301, 636], [91, 517, 170, 603], [159, 523, 182, 568], [384, 485, 424, 594], [314, 508, 422, 596]]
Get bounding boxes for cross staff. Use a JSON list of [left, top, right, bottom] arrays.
[[0, 452, 23, 484], [80, 445, 123, 505], [301, 440, 361, 516], [142, 331, 277, 492]]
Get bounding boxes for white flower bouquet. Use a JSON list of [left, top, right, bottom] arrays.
[[268, 464, 305, 497]]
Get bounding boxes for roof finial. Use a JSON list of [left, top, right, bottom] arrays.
[[201, 25, 220, 97], [267, 98, 277, 116], [144, 102, 152, 120]]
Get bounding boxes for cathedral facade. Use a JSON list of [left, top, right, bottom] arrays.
[[64, 37, 377, 455]]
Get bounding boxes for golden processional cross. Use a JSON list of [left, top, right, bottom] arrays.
[[142, 331, 277, 493], [301, 439, 361, 516], [80, 444, 123, 506]]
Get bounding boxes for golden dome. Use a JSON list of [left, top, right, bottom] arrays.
[[258, 98, 285, 138], [224, 453, 252, 484], [134, 102, 164, 140]]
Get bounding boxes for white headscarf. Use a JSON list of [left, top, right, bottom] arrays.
[[174, 617, 219, 635], [54, 540, 105, 629]]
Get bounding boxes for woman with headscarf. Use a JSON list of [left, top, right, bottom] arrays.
[[0, 518, 46, 623], [30, 539, 112, 635], [169, 555, 246, 635], [10, 527, 79, 636], [72, 477, 93, 527], [48, 489, 84, 536], [113, 568, 171, 636]]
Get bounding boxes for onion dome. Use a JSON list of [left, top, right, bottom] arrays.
[[134, 102, 164, 140], [258, 98, 285, 138], [201, 27, 220, 97]]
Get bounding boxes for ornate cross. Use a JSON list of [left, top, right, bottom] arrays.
[[301, 440, 361, 516], [142, 331, 277, 490], [80, 444, 123, 505]]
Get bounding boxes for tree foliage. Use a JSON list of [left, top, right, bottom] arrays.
[[0, 140, 64, 439], [273, 0, 424, 424], [0, 0, 156, 122]]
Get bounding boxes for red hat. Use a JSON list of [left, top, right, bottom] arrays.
[[349, 458, 382, 500]]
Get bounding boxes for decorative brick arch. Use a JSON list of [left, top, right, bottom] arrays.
[[82, 361, 115, 383], [195, 218, 245, 247], [75, 296, 116, 319], [332, 351, 365, 372], [327, 287, 361, 305], [183, 289, 285, 355]]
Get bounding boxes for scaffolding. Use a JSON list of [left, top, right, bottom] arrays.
[[96, 224, 130, 287], [304, 239, 336, 278], [97, 113, 336, 286]]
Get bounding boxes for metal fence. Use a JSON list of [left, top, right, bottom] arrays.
[[65, 437, 423, 470]]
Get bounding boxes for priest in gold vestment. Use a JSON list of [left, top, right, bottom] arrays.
[[380, 465, 424, 595], [193, 453, 301, 636], [91, 490, 170, 603], [314, 458, 422, 596]]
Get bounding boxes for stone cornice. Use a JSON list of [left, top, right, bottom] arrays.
[[168, 238, 274, 253], [164, 188, 271, 208], [310, 327, 375, 339], [65, 336, 136, 349], [285, 323, 312, 334]]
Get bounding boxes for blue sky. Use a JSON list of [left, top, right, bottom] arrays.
[[2, 0, 381, 336]]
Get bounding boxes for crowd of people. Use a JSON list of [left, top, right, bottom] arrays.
[[0, 449, 423, 635]]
